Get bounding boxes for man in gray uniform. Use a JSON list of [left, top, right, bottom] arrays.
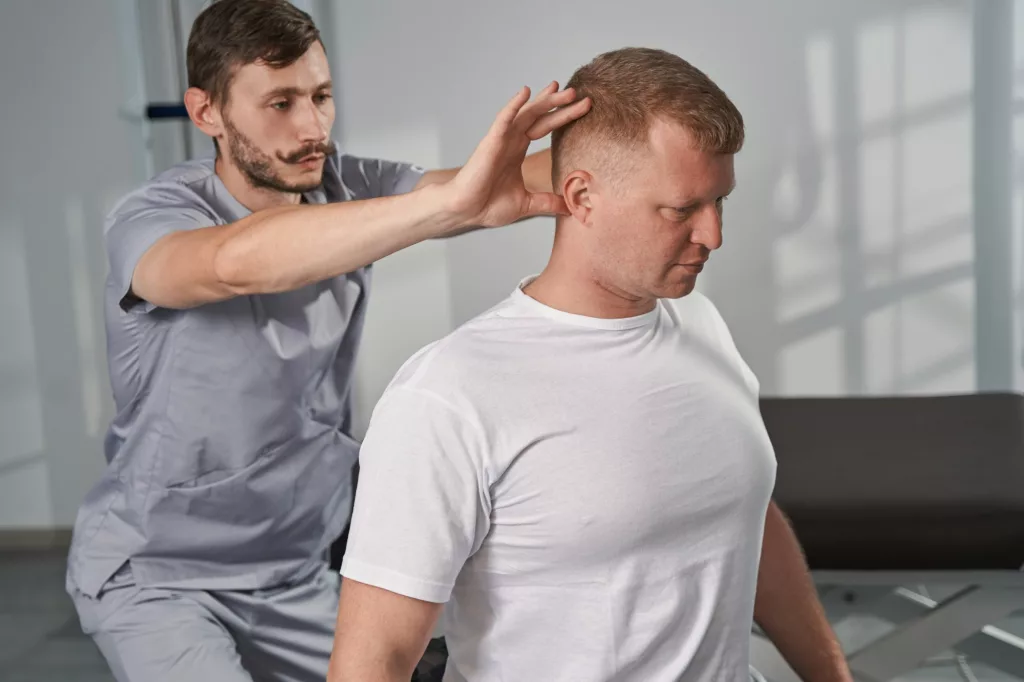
[[64, 1, 590, 680]]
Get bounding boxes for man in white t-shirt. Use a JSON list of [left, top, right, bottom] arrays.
[[328, 48, 852, 682]]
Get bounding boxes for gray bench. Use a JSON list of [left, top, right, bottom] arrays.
[[757, 393, 1024, 682]]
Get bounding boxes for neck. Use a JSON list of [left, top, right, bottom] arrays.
[[523, 227, 656, 319], [215, 155, 303, 213]]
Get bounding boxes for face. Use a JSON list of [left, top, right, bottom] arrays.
[[574, 118, 735, 302], [211, 42, 336, 194]]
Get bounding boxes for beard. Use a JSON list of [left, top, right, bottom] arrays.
[[222, 117, 337, 194]]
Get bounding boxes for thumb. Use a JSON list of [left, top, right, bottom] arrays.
[[524, 192, 570, 218]]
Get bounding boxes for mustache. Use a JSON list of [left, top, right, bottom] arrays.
[[279, 140, 337, 164]]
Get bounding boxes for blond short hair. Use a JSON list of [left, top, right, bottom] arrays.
[[552, 47, 744, 185]]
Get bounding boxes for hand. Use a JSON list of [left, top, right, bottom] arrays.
[[443, 82, 591, 231]]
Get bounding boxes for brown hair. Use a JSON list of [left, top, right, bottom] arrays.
[[551, 47, 744, 185], [186, 0, 322, 106]]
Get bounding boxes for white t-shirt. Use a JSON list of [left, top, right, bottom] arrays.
[[342, 279, 778, 682]]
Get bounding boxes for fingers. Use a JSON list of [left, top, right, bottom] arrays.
[[489, 81, 590, 142], [490, 86, 532, 137], [525, 96, 592, 140], [514, 82, 586, 131], [511, 81, 561, 123], [524, 191, 571, 218]]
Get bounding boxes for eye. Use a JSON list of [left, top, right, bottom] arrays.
[[270, 100, 290, 111], [674, 206, 696, 221], [314, 93, 333, 105]]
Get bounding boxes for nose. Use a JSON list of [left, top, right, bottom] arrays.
[[691, 205, 723, 251], [297, 98, 330, 143]]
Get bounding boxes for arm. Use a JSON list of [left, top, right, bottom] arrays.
[[327, 579, 442, 682], [329, 384, 490, 681], [413, 147, 553, 240], [754, 500, 852, 682], [133, 83, 589, 309], [415, 147, 554, 194], [134, 184, 454, 308]]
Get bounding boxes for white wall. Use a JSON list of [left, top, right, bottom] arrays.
[[1011, 1, 1024, 392], [0, 0, 143, 528], [1, 0, 1020, 529]]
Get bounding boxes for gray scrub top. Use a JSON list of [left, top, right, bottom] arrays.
[[66, 148, 424, 598]]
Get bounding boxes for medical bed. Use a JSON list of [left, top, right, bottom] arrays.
[[754, 393, 1024, 682]]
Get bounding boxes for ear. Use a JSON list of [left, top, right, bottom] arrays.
[[184, 87, 223, 141], [561, 170, 595, 226]]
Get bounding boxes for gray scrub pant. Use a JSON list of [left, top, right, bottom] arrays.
[[70, 563, 340, 682]]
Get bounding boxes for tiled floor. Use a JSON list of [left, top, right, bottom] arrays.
[[2, 550, 1023, 682]]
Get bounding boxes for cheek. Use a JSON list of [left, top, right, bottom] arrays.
[[254, 113, 295, 144], [269, 121, 294, 147], [648, 218, 690, 261], [238, 122, 278, 155], [589, 205, 625, 247], [669, 229, 696, 259], [591, 202, 678, 271]]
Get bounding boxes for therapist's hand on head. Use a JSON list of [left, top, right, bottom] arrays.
[[442, 82, 591, 232]]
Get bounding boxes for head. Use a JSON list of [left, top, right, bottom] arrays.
[[184, 0, 336, 194], [551, 47, 744, 301]]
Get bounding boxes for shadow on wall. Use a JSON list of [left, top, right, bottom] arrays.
[[725, 0, 980, 398]]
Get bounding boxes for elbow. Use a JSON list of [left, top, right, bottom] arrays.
[[211, 236, 259, 296]]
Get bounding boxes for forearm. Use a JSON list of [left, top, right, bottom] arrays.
[[327, 579, 441, 682], [327, 647, 416, 682], [214, 182, 458, 295], [215, 145, 552, 294], [754, 502, 851, 682], [328, 612, 425, 682], [416, 148, 552, 194], [522, 147, 553, 193]]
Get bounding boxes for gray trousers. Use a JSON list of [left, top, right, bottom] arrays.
[[70, 564, 340, 682]]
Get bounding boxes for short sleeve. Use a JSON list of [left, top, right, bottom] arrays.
[[338, 154, 426, 199], [341, 386, 490, 604], [105, 183, 216, 312]]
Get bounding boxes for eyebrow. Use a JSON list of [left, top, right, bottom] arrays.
[[674, 184, 737, 209], [264, 80, 333, 100]]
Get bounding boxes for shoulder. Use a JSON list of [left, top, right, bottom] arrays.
[[321, 148, 426, 201], [662, 290, 729, 335], [107, 158, 219, 227], [381, 297, 520, 400], [664, 291, 761, 395]]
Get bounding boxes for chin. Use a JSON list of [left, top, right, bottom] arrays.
[[288, 174, 325, 193], [656, 278, 698, 300]]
